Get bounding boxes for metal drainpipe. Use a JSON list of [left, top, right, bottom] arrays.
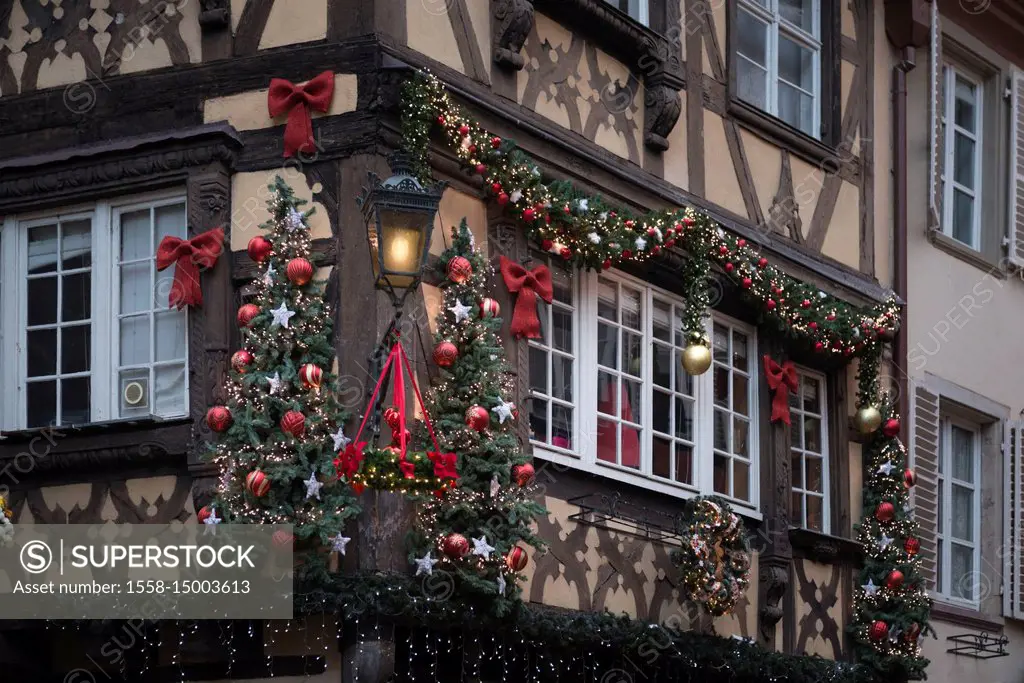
[[893, 46, 915, 435]]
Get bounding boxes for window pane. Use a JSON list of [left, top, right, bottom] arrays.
[[953, 134, 976, 188], [61, 220, 92, 269], [551, 354, 573, 401], [120, 209, 151, 261], [779, 0, 814, 33], [27, 329, 57, 377], [792, 491, 804, 525], [653, 390, 671, 434], [713, 365, 730, 407], [951, 426, 974, 482], [529, 346, 547, 394], [62, 376, 91, 423], [120, 262, 151, 314], [804, 416, 821, 452], [551, 404, 572, 449], [551, 264, 572, 304], [675, 398, 693, 441], [153, 364, 186, 417], [791, 452, 803, 488], [733, 373, 748, 416], [119, 368, 149, 417], [653, 343, 672, 389], [120, 315, 150, 366], [622, 378, 641, 423], [732, 332, 748, 367], [802, 376, 819, 413], [778, 81, 815, 135], [936, 538, 944, 591], [737, 59, 768, 110], [950, 543, 974, 600], [552, 307, 573, 352], [27, 225, 58, 274], [714, 454, 729, 494], [27, 277, 58, 325], [653, 299, 671, 342], [778, 35, 813, 90], [733, 416, 749, 457], [736, 9, 768, 65], [597, 323, 618, 368], [622, 331, 642, 377], [734, 460, 750, 501], [653, 437, 671, 478], [26, 381, 56, 428], [597, 278, 617, 321], [621, 425, 641, 469], [155, 204, 186, 241], [953, 77, 977, 132], [806, 456, 823, 493], [155, 310, 187, 362], [713, 324, 729, 361], [621, 287, 642, 330], [951, 484, 974, 541], [61, 325, 90, 374], [951, 190, 975, 246], [597, 418, 617, 463], [806, 495, 823, 531], [675, 444, 693, 485], [61, 271, 91, 322], [714, 409, 730, 451], [597, 372, 618, 416], [529, 398, 549, 443]]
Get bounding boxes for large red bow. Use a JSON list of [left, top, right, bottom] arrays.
[[155, 227, 225, 309], [267, 71, 334, 157], [763, 355, 798, 425], [334, 441, 367, 480], [499, 256, 554, 339], [429, 451, 460, 480]]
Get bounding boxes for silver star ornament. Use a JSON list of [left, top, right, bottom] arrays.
[[414, 552, 439, 576], [304, 471, 323, 500], [449, 299, 472, 323], [492, 399, 516, 424], [271, 301, 296, 328]]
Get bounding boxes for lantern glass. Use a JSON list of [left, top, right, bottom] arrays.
[[374, 209, 432, 290]]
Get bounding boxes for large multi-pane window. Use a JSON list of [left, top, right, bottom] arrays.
[[0, 194, 190, 429], [789, 368, 829, 532], [940, 65, 983, 249], [529, 268, 759, 509], [935, 419, 981, 604], [735, 0, 821, 137]]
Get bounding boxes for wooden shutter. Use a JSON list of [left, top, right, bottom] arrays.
[[910, 383, 940, 590], [1006, 69, 1024, 267], [1004, 421, 1024, 617], [927, 0, 943, 230]]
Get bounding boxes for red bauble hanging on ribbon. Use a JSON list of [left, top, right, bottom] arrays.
[[868, 621, 889, 642], [237, 303, 260, 327], [280, 410, 306, 438], [512, 463, 536, 487], [231, 350, 254, 373], [433, 341, 458, 367], [465, 405, 490, 431], [506, 545, 529, 571], [247, 236, 273, 263], [287, 257, 314, 285], [245, 469, 271, 497], [447, 256, 473, 283], [442, 532, 470, 558], [875, 501, 895, 522], [299, 363, 323, 391], [206, 406, 232, 432]]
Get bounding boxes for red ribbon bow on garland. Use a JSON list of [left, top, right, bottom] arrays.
[[267, 71, 335, 157], [429, 451, 459, 480], [763, 355, 798, 425], [155, 227, 225, 309], [334, 441, 367, 480], [499, 256, 554, 339]]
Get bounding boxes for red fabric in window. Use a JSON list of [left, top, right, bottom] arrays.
[[597, 379, 640, 468]]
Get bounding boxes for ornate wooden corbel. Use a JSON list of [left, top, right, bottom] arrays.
[[493, 0, 535, 71], [759, 558, 790, 642], [643, 73, 683, 152]]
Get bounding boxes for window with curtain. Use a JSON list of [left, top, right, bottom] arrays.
[[789, 367, 829, 532], [0, 195, 190, 429], [935, 419, 981, 605], [939, 64, 983, 249], [529, 267, 760, 509]]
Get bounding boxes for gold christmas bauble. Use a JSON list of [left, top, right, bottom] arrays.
[[854, 406, 883, 434], [681, 344, 713, 376]]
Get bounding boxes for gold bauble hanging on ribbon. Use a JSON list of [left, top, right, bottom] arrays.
[[854, 405, 883, 434], [681, 344, 713, 376]]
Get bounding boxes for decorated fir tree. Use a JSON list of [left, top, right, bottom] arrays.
[[850, 350, 932, 678], [408, 220, 545, 613], [203, 177, 358, 581]]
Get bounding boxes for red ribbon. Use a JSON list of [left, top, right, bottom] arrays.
[[499, 256, 554, 339], [763, 355, 798, 425], [267, 71, 334, 157], [155, 227, 225, 309], [334, 441, 367, 480]]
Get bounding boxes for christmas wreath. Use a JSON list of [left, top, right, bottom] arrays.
[[675, 496, 751, 616]]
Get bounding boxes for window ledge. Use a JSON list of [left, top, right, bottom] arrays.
[[788, 527, 863, 565], [729, 99, 858, 179], [927, 229, 1006, 277], [930, 599, 1004, 633]]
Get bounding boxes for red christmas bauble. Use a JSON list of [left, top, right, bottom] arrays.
[[206, 406, 232, 432], [231, 350, 254, 373], [458, 124, 470, 135], [757, 257, 769, 269], [197, 506, 214, 524], [602, 259, 612, 270], [390, 428, 412, 447], [286, 257, 314, 286], [437, 115, 446, 126], [280, 410, 306, 438], [433, 341, 459, 367], [718, 245, 729, 256], [491, 182, 502, 194], [512, 463, 536, 487], [273, 529, 294, 547], [245, 469, 271, 498], [506, 545, 528, 572], [808, 322, 818, 330], [237, 304, 260, 328], [905, 622, 921, 643], [299, 363, 323, 390], [475, 163, 487, 175], [904, 469, 916, 489], [559, 247, 572, 260], [480, 298, 500, 318], [447, 256, 473, 284], [815, 342, 824, 352], [247, 236, 273, 263], [742, 277, 752, 289], [869, 620, 889, 642], [801, 299, 811, 308], [465, 405, 490, 431], [875, 501, 895, 522], [905, 537, 920, 555], [383, 407, 401, 430], [887, 570, 905, 589], [523, 208, 535, 222], [766, 299, 776, 311], [442, 532, 470, 558], [491, 136, 502, 148], [737, 239, 746, 247], [724, 263, 734, 273], [882, 418, 901, 438], [497, 192, 509, 206]]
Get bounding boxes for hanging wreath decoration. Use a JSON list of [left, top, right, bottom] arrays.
[[675, 497, 751, 617]]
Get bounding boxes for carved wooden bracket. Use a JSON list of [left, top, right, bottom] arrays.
[[759, 558, 790, 643], [493, 0, 535, 71]]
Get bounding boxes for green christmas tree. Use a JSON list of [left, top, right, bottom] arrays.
[[408, 220, 545, 613], [204, 176, 359, 582], [850, 350, 932, 678]]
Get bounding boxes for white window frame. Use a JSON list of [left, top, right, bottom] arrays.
[[530, 268, 760, 514], [604, 0, 649, 26], [789, 366, 830, 534], [934, 417, 983, 609], [736, 0, 822, 138], [940, 63, 984, 250], [0, 190, 190, 431]]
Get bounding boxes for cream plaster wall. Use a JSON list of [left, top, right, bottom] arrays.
[[787, 156, 822, 240], [924, 620, 1024, 683], [703, 111, 746, 218], [203, 74, 358, 132], [819, 181, 861, 269], [407, 0, 465, 74], [429, 189, 488, 257], [258, 0, 328, 49], [741, 129, 783, 223], [230, 170, 331, 250]]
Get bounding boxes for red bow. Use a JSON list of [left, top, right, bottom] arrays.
[[429, 451, 459, 480], [763, 355, 798, 425], [267, 71, 334, 157], [499, 256, 554, 339], [399, 460, 416, 480], [155, 227, 225, 309], [334, 441, 366, 480]]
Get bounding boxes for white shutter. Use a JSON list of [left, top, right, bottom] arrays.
[[1006, 69, 1024, 267], [911, 383, 940, 589], [1004, 421, 1024, 618], [927, 0, 942, 230]]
